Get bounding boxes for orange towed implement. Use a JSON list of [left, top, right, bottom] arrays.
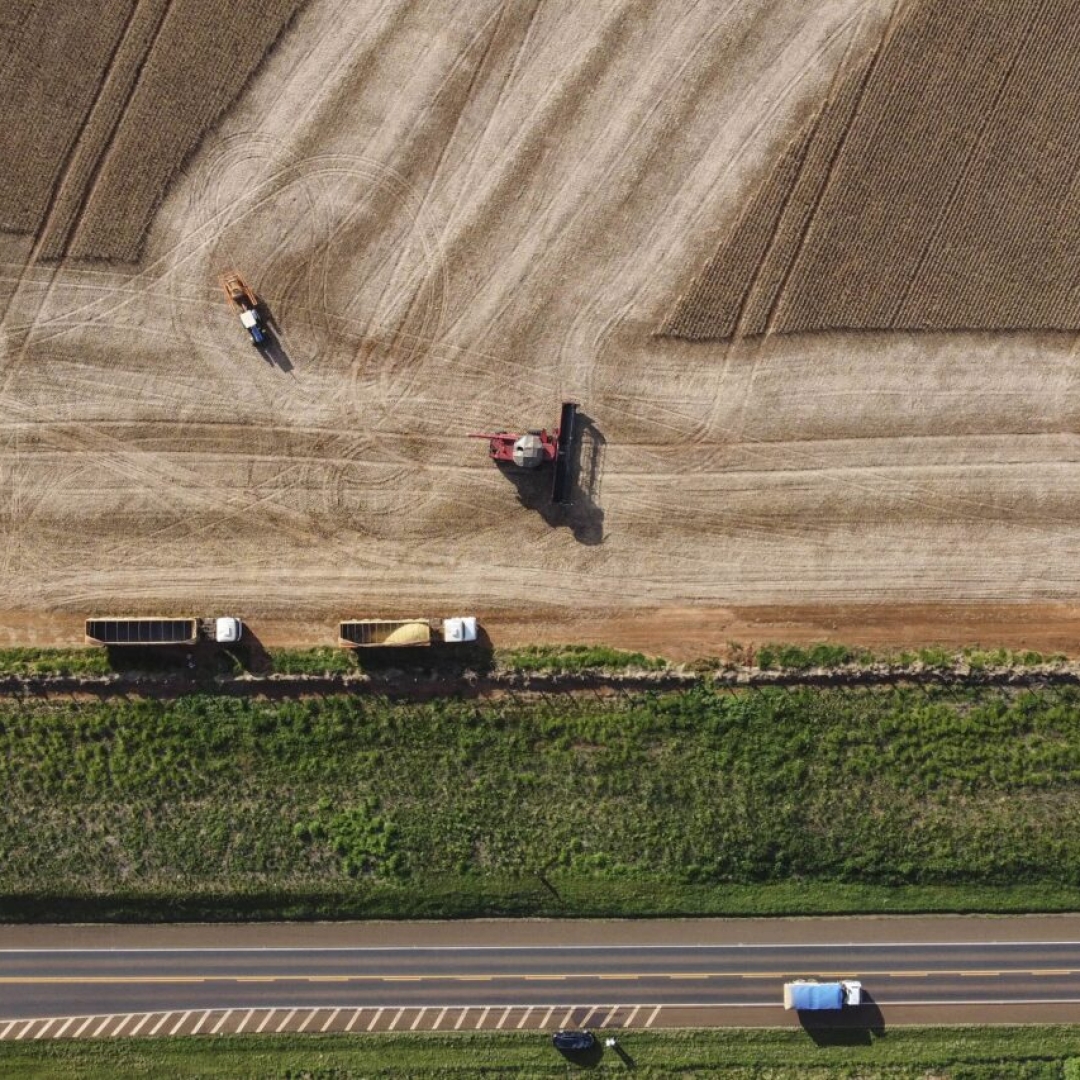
[[220, 271, 267, 346]]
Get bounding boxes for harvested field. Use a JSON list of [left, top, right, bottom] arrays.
[[2, 0, 1080, 653], [664, 0, 1080, 338]]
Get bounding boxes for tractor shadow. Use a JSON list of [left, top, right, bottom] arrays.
[[797, 994, 886, 1046], [497, 412, 605, 545], [256, 303, 294, 372]]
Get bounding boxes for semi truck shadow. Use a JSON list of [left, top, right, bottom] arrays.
[[497, 412, 605, 545], [346, 632, 495, 680], [798, 996, 886, 1045]]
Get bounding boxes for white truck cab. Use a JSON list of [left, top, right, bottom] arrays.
[[442, 616, 478, 643], [214, 617, 243, 643]]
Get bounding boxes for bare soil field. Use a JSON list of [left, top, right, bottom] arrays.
[[665, 0, 1080, 338], [2, 0, 1080, 656]]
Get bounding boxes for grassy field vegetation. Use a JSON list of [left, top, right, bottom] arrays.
[[752, 643, 1065, 670], [2, 1027, 1080, 1078], [496, 643, 668, 672], [7, 684, 1080, 919]]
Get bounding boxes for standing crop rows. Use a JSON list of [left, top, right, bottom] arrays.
[[0, 0, 305, 262], [664, 0, 1080, 338]]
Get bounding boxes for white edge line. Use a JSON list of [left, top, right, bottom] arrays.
[[8, 940, 1080, 953]]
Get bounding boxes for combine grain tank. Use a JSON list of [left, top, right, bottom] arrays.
[[338, 620, 432, 648], [85, 617, 199, 646]]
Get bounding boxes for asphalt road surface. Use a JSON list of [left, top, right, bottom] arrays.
[[6, 917, 1080, 1027]]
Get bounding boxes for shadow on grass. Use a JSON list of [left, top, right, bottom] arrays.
[[347, 629, 495, 681], [553, 1032, 604, 1069], [798, 993, 886, 1046]]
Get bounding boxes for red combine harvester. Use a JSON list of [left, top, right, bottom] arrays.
[[470, 401, 579, 505]]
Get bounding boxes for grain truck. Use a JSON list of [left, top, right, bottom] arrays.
[[337, 617, 478, 648]]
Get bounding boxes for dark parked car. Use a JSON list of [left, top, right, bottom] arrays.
[[552, 1030, 596, 1052]]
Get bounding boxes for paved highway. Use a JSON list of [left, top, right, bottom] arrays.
[[6, 918, 1080, 1026]]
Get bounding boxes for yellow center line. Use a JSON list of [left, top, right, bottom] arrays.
[[1, 967, 1077, 986]]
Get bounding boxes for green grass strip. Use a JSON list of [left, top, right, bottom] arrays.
[[7, 684, 1080, 921], [1, 1027, 1079, 1078]]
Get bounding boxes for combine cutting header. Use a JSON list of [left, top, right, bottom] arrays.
[[470, 401, 578, 504]]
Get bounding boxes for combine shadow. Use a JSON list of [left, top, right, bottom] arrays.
[[797, 994, 886, 1046], [257, 303, 294, 372], [497, 412, 605, 545]]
